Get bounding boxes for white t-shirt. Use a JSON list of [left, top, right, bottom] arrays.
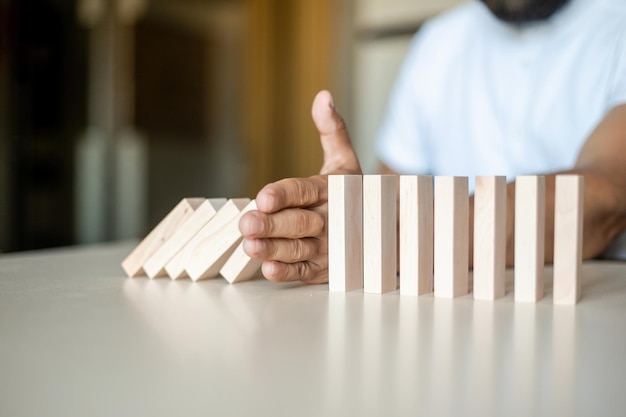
[[376, 0, 626, 258]]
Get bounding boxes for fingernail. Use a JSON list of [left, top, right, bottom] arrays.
[[243, 238, 262, 258], [240, 212, 263, 236], [262, 261, 278, 279], [256, 192, 273, 212]]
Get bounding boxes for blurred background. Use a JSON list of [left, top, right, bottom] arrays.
[[0, 0, 464, 252]]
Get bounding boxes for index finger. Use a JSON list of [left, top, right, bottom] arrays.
[[256, 175, 327, 213]]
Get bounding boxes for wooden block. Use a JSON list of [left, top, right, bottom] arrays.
[[473, 176, 507, 300], [165, 198, 250, 279], [434, 176, 469, 298], [553, 175, 583, 305], [121, 198, 206, 277], [328, 175, 363, 292], [185, 199, 256, 281], [514, 175, 545, 302], [143, 198, 227, 278], [220, 202, 263, 284], [220, 241, 262, 284], [363, 175, 397, 294], [399, 175, 433, 296]]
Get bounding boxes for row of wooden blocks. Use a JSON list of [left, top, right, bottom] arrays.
[[122, 198, 262, 283], [328, 175, 583, 304]]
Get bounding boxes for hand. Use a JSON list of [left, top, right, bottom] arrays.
[[239, 90, 362, 283]]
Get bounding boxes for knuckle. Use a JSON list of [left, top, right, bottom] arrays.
[[291, 239, 307, 261], [294, 211, 324, 236], [266, 240, 281, 259], [316, 237, 328, 255], [294, 262, 312, 279], [305, 267, 328, 284], [294, 180, 318, 207], [312, 212, 325, 234], [295, 212, 312, 235], [264, 213, 277, 235]]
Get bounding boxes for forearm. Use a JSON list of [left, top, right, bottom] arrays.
[[498, 169, 626, 266], [387, 166, 626, 268]]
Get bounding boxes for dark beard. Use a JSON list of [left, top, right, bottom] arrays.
[[480, 0, 570, 23]]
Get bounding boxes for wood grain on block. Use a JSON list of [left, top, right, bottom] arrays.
[[434, 176, 469, 298], [143, 198, 228, 278], [514, 176, 545, 303], [165, 198, 250, 279], [553, 175, 583, 305], [328, 175, 363, 292], [399, 175, 433, 296], [185, 199, 256, 281], [363, 175, 397, 294], [473, 176, 507, 300], [219, 200, 261, 283], [121, 198, 206, 277], [220, 239, 262, 284]]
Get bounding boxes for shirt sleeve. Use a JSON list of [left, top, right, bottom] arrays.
[[607, 26, 626, 109], [375, 30, 431, 175]]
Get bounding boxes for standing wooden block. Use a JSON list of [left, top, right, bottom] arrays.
[[185, 199, 257, 281], [399, 175, 433, 296], [143, 198, 227, 278], [165, 198, 250, 279], [363, 175, 397, 294], [553, 175, 583, 305], [219, 201, 262, 284], [473, 176, 507, 300], [514, 175, 545, 302], [434, 176, 469, 298], [328, 175, 363, 292], [121, 198, 206, 277]]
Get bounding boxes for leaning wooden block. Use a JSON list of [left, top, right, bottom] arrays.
[[514, 175, 545, 303], [185, 199, 257, 281], [473, 176, 507, 300], [399, 175, 433, 296], [328, 175, 363, 292], [363, 175, 397, 294], [553, 175, 583, 305], [219, 201, 262, 284], [220, 239, 262, 284], [165, 198, 250, 279], [143, 198, 227, 278], [121, 198, 206, 277], [434, 176, 469, 298]]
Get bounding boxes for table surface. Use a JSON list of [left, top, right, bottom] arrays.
[[1, 242, 625, 417]]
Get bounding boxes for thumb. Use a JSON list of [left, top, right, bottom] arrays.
[[312, 90, 362, 175]]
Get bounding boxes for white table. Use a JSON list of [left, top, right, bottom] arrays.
[[1, 242, 625, 417]]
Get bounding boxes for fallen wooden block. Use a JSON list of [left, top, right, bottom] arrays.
[[185, 199, 257, 281], [121, 198, 206, 277], [143, 198, 227, 278], [220, 239, 263, 284], [165, 198, 250, 280]]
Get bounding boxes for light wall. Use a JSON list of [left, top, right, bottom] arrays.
[[350, 0, 467, 173]]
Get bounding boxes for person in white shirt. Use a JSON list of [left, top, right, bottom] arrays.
[[239, 0, 626, 283]]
